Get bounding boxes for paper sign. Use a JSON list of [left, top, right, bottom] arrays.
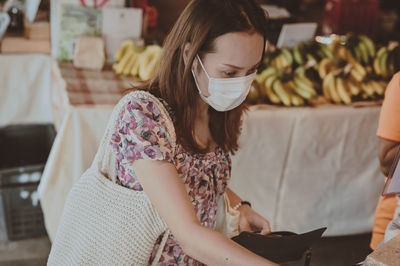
[[277, 23, 318, 48], [0, 12, 10, 40], [383, 147, 400, 196], [50, 0, 124, 59], [58, 4, 102, 61], [102, 7, 143, 62]]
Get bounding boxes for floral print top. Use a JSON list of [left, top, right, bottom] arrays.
[[110, 93, 231, 265]]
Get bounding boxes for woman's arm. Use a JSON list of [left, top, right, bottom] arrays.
[[133, 160, 277, 266], [378, 138, 400, 176], [226, 188, 271, 235]]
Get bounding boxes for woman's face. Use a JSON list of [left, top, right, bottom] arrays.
[[193, 32, 264, 97]]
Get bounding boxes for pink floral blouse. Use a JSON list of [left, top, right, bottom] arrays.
[[110, 94, 231, 265]]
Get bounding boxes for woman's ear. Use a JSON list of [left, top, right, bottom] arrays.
[[183, 42, 191, 66]]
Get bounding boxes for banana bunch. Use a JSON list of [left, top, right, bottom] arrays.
[[113, 40, 163, 80], [322, 70, 385, 104], [292, 66, 318, 100], [320, 44, 369, 83], [322, 72, 355, 104], [293, 41, 334, 69], [360, 80, 386, 99], [263, 47, 293, 70], [253, 65, 320, 106], [373, 45, 400, 80], [345, 34, 375, 66]]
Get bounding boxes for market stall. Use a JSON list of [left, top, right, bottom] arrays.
[[3, 0, 400, 264], [36, 60, 385, 241]]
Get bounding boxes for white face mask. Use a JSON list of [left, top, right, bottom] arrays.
[[191, 54, 256, 112]]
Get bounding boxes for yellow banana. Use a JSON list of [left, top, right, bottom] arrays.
[[361, 82, 375, 97], [255, 67, 276, 85], [292, 82, 313, 100], [272, 79, 291, 106], [138, 45, 162, 80], [294, 76, 317, 96], [350, 63, 366, 82], [336, 77, 352, 104], [369, 80, 384, 96], [319, 58, 334, 79], [123, 52, 139, 75], [130, 56, 141, 76], [326, 73, 341, 103], [115, 49, 135, 75], [114, 40, 135, 62], [322, 72, 333, 100], [286, 81, 304, 106], [346, 79, 361, 96], [264, 75, 277, 89], [264, 81, 281, 104]]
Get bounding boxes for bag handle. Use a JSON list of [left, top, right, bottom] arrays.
[[91, 90, 175, 264]]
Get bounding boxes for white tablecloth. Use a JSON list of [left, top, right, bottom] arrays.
[[38, 99, 384, 241], [0, 55, 66, 127], [230, 105, 384, 236]]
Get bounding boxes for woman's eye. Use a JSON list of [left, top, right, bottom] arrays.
[[224, 71, 236, 77]]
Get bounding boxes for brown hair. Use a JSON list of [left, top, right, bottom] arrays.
[[135, 0, 268, 154]]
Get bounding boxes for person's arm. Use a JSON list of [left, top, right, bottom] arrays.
[[378, 138, 400, 176], [133, 159, 278, 266], [226, 188, 271, 235]]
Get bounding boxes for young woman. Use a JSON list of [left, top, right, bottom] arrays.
[[112, 0, 276, 264]]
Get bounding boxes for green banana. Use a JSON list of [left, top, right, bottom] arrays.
[[320, 44, 335, 60], [294, 76, 317, 96], [379, 50, 389, 78], [359, 35, 375, 58], [293, 43, 305, 65], [281, 48, 293, 66], [357, 41, 369, 64]]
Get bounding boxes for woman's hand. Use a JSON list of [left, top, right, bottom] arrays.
[[238, 205, 271, 235]]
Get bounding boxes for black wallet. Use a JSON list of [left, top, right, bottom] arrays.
[[231, 227, 327, 263]]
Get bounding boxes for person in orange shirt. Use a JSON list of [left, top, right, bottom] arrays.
[[370, 72, 400, 250]]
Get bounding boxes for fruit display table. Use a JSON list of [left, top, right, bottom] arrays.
[[37, 62, 385, 241]]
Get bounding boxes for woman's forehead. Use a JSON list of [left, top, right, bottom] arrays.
[[208, 32, 264, 67]]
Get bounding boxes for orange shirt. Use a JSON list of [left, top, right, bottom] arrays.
[[370, 72, 400, 250]]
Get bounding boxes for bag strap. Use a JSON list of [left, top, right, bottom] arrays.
[[92, 90, 175, 263]]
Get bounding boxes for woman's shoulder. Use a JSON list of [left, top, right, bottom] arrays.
[[116, 90, 176, 145], [119, 90, 170, 121]]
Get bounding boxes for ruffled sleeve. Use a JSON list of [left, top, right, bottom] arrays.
[[110, 96, 174, 190]]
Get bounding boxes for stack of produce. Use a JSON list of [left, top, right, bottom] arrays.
[[250, 34, 396, 107], [112, 40, 162, 80]]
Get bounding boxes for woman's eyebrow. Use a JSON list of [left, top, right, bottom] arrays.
[[222, 62, 261, 70]]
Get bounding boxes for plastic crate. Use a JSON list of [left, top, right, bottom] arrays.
[[0, 124, 56, 241]]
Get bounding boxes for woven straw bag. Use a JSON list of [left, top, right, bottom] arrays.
[[47, 91, 176, 265]]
